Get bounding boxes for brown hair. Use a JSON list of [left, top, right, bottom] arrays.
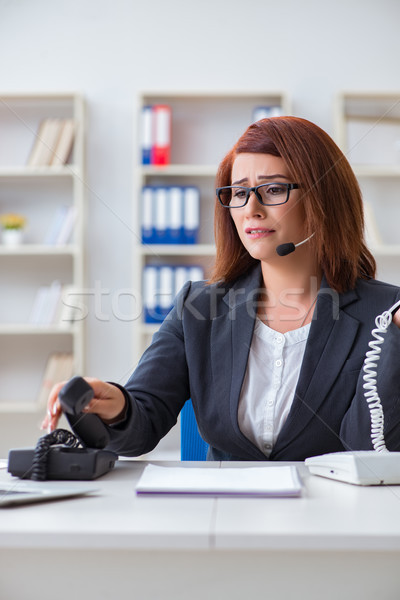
[[210, 116, 376, 293]]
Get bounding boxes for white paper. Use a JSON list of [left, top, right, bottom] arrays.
[[136, 464, 302, 497]]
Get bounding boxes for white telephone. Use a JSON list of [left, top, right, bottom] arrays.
[[305, 298, 400, 485]]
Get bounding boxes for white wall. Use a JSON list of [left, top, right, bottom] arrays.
[[0, 0, 400, 452]]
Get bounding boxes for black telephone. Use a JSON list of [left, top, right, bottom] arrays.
[[8, 376, 117, 481]]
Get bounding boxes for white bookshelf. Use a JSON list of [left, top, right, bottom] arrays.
[[132, 91, 291, 363], [0, 93, 86, 414], [334, 92, 400, 286]]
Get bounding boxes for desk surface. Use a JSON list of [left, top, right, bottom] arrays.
[[2, 461, 400, 600], [1, 459, 400, 552]]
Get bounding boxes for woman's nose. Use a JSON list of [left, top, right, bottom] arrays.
[[243, 190, 265, 217]]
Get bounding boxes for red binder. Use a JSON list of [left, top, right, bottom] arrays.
[[151, 104, 171, 165]]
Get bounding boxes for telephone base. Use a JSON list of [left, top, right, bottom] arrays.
[[8, 446, 118, 480], [305, 451, 400, 485]]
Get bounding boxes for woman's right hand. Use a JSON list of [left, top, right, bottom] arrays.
[[40, 377, 127, 433]]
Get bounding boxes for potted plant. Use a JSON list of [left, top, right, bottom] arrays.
[[0, 213, 27, 246]]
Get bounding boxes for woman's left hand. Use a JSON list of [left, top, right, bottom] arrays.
[[393, 309, 400, 328]]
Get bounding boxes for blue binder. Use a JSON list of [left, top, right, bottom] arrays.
[[141, 105, 153, 165], [168, 186, 184, 244], [143, 265, 159, 323], [183, 186, 200, 244], [141, 186, 154, 244], [154, 187, 169, 244]]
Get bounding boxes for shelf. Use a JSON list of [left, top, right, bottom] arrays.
[[370, 245, 400, 256], [0, 244, 79, 256], [0, 91, 83, 101], [335, 91, 400, 167], [337, 91, 400, 117], [139, 165, 218, 177], [0, 93, 86, 424], [0, 402, 43, 414], [0, 324, 78, 335], [353, 165, 400, 177], [335, 91, 400, 290], [0, 166, 80, 178], [137, 244, 215, 257], [139, 90, 289, 99]]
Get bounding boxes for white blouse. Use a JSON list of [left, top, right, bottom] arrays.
[[238, 318, 310, 457]]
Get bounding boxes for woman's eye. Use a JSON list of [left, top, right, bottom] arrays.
[[267, 185, 285, 195], [233, 189, 246, 198]]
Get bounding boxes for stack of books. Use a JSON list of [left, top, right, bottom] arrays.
[[141, 185, 200, 244], [141, 104, 171, 165], [143, 265, 204, 323], [29, 282, 80, 328], [27, 118, 76, 167], [43, 205, 77, 245]]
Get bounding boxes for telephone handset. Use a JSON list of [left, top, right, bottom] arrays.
[[58, 376, 110, 449], [8, 376, 117, 481]]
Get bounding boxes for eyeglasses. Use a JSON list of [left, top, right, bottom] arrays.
[[216, 182, 299, 208]]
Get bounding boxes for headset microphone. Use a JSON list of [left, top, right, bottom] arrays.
[[276, 232, 315, 257]]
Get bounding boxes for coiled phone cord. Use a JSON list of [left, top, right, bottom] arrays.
[[31, 429, 80, 481], [363, 299, 400, 452]]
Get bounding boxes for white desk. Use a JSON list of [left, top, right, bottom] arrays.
[[1, 460, 400, 600]]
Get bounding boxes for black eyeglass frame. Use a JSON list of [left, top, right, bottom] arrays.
[[216, 182, 300, 208]]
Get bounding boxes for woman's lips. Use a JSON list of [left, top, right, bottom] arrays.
[[245, 227, 275, 239]]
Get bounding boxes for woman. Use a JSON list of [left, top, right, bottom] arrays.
[[43, 117, 400, 461]]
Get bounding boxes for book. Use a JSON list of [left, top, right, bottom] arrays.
[[44, 205, 70, 245], [136, 464, 303, 497], [143, 265, 205, 322], [141, 106, 153, 165], [27, 118, 64, 166], [174, 266, 190, 298], [29, 286, 50, 325], [141, 185, 200, 244], [42, 280, 62, 325], [187, 266, 204, 283], [151, 104, 171, 165], [36, 353, 74, 407], [27, 119, 49, 166], [168, 186, 184, 243], [28, 280, 62, 326], [50, 118, 76, 165], [57, 285, 81, 328], [183, 186, 200, 244], [158, 265, 174, 320], [55, 205, 77, 245], [173, 266, 204, 297], [143, 265, 159, 323], [154, 186, 169, 244], [141, 186, 154, 244]]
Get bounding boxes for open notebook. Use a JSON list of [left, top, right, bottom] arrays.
[[136, 464, 302, 497]]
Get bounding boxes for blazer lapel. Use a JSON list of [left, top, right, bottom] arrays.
[[272, 283, 360, 456], [210, 266, 267, 459]]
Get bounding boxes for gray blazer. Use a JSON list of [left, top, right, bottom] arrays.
[[107, 265, 400, 461]]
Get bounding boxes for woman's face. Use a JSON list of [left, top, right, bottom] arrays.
[[229, 153, 306, 263]]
